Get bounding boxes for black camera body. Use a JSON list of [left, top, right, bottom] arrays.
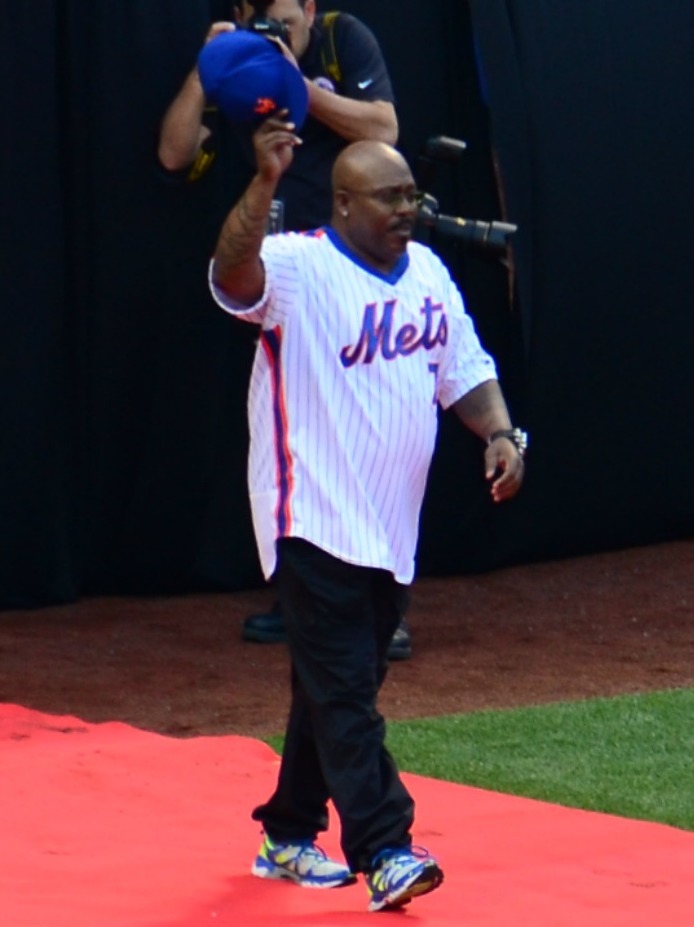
[[240, 15, 291, 48], [237, 1, 291, 48]]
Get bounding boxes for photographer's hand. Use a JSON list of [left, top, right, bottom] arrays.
[[204, 21, 236, 43], [158, 21, 237, 172], [264, 34, 299, 70]]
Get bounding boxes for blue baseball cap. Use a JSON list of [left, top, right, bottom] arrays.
[[197, 30, 309, 129]]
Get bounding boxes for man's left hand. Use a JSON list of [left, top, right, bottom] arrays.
[[485, 441, 525, 502]]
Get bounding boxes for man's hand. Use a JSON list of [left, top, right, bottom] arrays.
[[212, 114, 301, 305], [451, 381, 526, 503], [158, 21, 237, 171], [253, 112, 303, 183], [485, 440, 525, 503]]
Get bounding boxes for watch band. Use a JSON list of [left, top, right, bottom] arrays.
[[488, 427, 528, 457]]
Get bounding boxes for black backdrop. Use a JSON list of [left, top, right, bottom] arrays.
[[2, 1, 693, 608]]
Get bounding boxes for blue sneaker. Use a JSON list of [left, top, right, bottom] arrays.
[[365, 846, 444, 912], [251, 835, 356, 888]]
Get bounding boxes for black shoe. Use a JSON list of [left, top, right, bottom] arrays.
[[242, 602, 287, 643], [387, 619, 412, 662]]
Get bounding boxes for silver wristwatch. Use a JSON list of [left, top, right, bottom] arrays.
[[487, 427, 528, 457]]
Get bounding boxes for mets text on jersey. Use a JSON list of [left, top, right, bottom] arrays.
[[339, 298, 447, 367]]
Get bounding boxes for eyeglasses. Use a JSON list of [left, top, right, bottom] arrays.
[[341, 186, 423, 210]]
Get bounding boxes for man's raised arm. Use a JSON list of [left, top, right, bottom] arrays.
[[211, 114, 302, 305]]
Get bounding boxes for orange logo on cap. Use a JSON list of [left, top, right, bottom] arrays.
[[254, 97, 278, 115]]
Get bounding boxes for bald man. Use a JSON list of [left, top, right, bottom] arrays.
[[158, 1, 409, 654], [209, 116, 525, 912]]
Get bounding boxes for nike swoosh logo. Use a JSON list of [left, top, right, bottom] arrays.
[[357, 78, 374, 89]]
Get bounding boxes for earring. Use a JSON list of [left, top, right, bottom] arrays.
[[341, 210, 348, 217]]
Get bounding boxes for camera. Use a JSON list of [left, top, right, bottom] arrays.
[[414, 136, 517, 261], [238, 1, 291, 48]]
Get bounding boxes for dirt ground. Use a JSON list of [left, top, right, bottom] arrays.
[[1, 540, 692, 739]]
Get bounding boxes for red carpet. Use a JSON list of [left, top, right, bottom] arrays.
[[2, 704, 692, 926]]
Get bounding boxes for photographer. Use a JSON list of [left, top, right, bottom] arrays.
[[157, 1, 412, 657], [158, 0, 397, 229]]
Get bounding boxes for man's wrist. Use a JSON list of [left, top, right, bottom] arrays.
[[487, 427, 529, 457]]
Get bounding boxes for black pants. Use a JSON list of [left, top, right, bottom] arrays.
[[251, 538, 415, 873]]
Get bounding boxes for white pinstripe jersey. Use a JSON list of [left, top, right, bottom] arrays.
[[209, 228, 497, 583]]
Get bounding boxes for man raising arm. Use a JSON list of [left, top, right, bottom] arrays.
[[162, 0, 411, 653], [208, 116, 525, 914]]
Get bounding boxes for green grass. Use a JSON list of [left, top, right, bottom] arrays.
[[385, 688, 694, 830], [267, 688, 694, 831]]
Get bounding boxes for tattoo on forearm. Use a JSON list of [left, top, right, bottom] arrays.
[[238, 193, 266, 229], [217, 191, 267, 271], [453, 381, 510, 434]]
